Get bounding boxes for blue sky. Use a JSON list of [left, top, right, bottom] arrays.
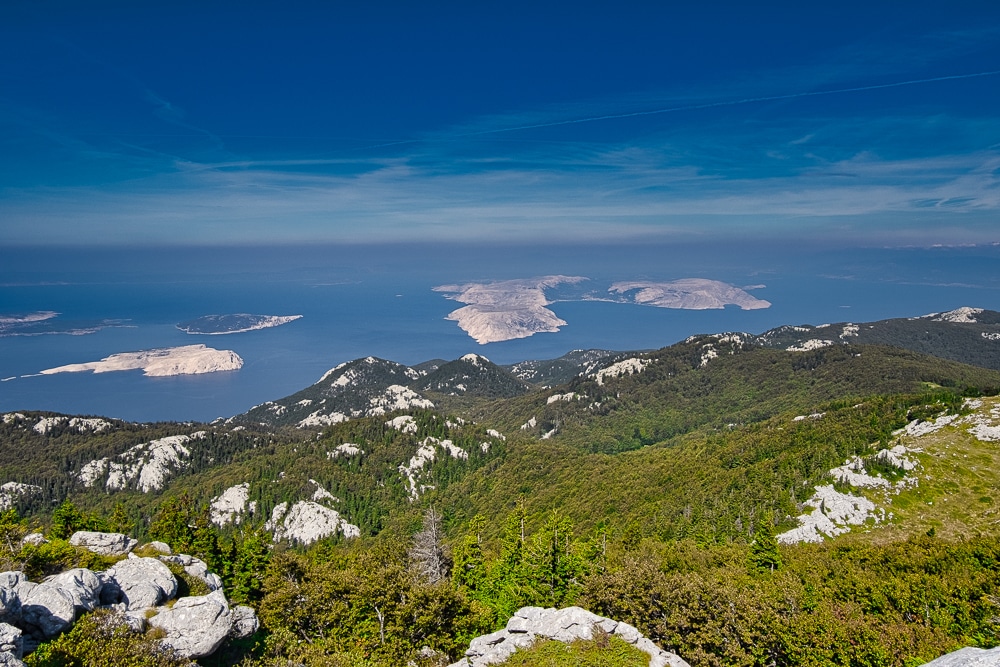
[[2, 1, 1000, 247]]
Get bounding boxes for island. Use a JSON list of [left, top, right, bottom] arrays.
[[176, 314, 303, 335], [433, 276, 587, 344], [609, 279, 771, 310], [434, 276, 770, 344], [38, 344, 243, 377], [0, 311, 126, 337]]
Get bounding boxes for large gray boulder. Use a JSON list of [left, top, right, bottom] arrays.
[[20, 534, 45, 547], [0, 589, 15, 624], [0, 652, 26, 667], [19, 583, 77, 638], [919, 646, 1000, 666], [230, 605, 260, 639], [449, 606, 688, 667], [149, 590, 232, 658], [101, 556, 178, 611], [69, 531, 138, 556], [0, 573, 35, 624], [146, 541, 172, 555], [44, 569, 102, 613], [0, 623, 22, 658]]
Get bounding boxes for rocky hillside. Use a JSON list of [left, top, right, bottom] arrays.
[[236, 354, 531, 429], [5, 309, 1000, 666], [502, 349, 626, 386], [414, 354, 532, 399], [0, 531, 257, 665], [755, 306, 1000, 369], [478, 338, 1000, 454]]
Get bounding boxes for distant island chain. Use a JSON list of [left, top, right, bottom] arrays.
[[434, 276, 770, 344], [2, 278, 770, 381]]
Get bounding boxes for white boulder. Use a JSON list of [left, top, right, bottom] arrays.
[[0, 573, 35, 624], [230, 605, 260, 639], [450, 606, 688, 667], [69, 531, 138, 556], [149, 590, 232, 658], [101, 557, 177, 611], [0, 622, 22, 658], [43, 569, 102, 614], [19, 583, 78, 638], [919, 646, 1000, 666], [160, 554, 223, 591], [146, 541, 172, 554], [0, 652, 25, 667]]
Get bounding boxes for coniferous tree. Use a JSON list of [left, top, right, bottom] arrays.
[[452, 514, 487, 591], [50, 500, 85, 539], [148, 495, 194, 552], [190, 506, 224, 573], [227, 527, 271, 605], [749, 513, 782, 573], [0, 508, 26, 561], [108, 502, 133, 534]]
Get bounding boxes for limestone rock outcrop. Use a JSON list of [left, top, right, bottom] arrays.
[[0, 541, 260, 661], [0, 572, 35, 624], [18, 568, 104, 639], [101, 556, 178, 611], [149, 590, 233, 658], [919, 646, 1000, 666], [0, 622, 22, 658], [448, 606, 689, 667], [68, 531, 138, 556], [147, 541, 172, 554], [230, 605, 260, 639], [0, 653, 25, 667]]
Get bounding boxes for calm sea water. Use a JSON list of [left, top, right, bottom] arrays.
[[2, 242, 999, 422]]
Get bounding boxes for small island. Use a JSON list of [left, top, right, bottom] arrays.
[[608, 279, 771, 310], [434, 276, 770, 344], [433, 276, 587, 344], [39, 344, 243, 377], [176, 314, 303, 335]]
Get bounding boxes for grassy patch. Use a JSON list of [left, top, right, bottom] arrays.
[[504, 636, 651, 667], [871, 397, 1000, 541]]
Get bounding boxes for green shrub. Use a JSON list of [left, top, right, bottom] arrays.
[[25, 609, 189, 667], [18, 539, 120, 579], [505, 636, 651, 667]]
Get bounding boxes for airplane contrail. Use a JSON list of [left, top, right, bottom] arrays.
[[463, 69, 1000, 136]]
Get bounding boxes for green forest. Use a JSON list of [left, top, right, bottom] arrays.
[[3, 341, 1000, 666]]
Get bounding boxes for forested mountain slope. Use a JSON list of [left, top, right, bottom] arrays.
[[479, 338, 1000, 453], [5, 310, 1000, 667], [756, 306, 1000, 370]]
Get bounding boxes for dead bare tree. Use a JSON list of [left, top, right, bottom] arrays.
[[409, 507, 451, 584]]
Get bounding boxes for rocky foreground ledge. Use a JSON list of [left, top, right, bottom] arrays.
[[918, 646, 1000, 666], [447, 605, 689, 667], [447, 605, 1000, 667], [0, 531, 257, 666], [1, 531, 996, 667]]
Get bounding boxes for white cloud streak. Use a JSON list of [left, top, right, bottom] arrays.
[[2, 141, 998, 246], [4, 22, 1000, 247]]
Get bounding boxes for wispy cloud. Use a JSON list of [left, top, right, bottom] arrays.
[[3, 136, 998, 246], [4, 20, 1000, 247]]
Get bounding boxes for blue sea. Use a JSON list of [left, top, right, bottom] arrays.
[[2, 242, 999, 423]]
